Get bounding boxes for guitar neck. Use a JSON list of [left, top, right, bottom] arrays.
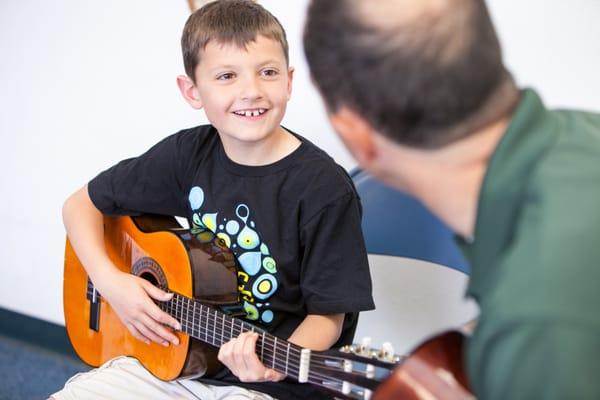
[[158, 293, 307, 380], [85, 284, 392, 400]]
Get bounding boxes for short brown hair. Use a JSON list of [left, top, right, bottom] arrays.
[[182, 0, 289, 82], [304, 0, 518, 149]]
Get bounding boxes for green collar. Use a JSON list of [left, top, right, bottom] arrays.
[[457, 89, 561, 300]]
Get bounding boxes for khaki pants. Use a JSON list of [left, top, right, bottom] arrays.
[[50, 356, 276, 400]]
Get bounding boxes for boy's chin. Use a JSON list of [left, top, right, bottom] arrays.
[[218, 126, 282, 144]]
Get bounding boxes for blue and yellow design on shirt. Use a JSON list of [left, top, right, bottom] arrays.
[[188, 186, 278, 324]]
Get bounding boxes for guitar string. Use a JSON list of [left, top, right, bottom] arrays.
[[86, 288, 387, 382], [161, 297, 386, 387], [160, 296, 379, 389], [165, 302, 359, 391], [85, 288, 304, 367], [161, 297, 307, 371], [86, 289, 376, 390], [165, 296, 395, 371]]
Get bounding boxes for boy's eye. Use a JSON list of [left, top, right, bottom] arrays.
[[261, 68, 279, 78], [217, 72, 235, 81]]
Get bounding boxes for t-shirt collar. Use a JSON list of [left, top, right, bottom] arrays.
[[216, 126, 308, 177]]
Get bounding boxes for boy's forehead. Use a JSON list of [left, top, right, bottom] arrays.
[[198, 35, 287, 68]]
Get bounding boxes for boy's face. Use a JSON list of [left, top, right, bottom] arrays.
[[190, 35, 293, 146]]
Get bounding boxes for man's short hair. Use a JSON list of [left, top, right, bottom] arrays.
[[304, 0, 517, 148], [182, 0, 289, 82]]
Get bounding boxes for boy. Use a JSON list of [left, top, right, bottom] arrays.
[[54, 1, 374, 399]]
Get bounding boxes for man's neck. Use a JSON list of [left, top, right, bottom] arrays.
[[374, 115, 512, 239]]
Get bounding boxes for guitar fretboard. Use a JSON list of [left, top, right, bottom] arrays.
[[157, 293, 304, 378]]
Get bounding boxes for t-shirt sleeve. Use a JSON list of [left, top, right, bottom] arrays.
[[472, 321, 600, 400], [299, 192, 375, 314], [88, 132, 191, 217]]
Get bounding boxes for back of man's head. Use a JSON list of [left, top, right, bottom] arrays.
[[182, 0, 289, 83], [304, 0, 518, 148]]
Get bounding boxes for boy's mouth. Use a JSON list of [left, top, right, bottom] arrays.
[[232, 108, 268, 118]]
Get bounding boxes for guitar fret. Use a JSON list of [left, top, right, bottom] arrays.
[[173, 296, 177, 325], [193, 301, 197, 338], [181, 297, 186, 333], [285, 342, 290, 375], [203, 305, 208, 343], [176, 296, 180, 328], [221, 314, 225, 345], [185, 300, 190, 334], [180, 296, 185, 332], [194, 303, 202, 339], [260, 331, 265, 363], [273, 336, 277, 369], [213, 311, 217, 346], [172, 297, 176, 325], [185, 297, 190, 334]]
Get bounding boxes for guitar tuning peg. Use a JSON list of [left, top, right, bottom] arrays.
[[359, 336, 372, 354], [378, 341, 396, 362]]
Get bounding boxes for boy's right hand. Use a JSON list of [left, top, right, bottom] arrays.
[[96, 270, 182, 346]]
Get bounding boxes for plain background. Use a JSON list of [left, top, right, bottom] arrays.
[[1, 0, 598, 327]]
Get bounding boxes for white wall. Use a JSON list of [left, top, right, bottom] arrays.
[[0, 0, 598, 325]]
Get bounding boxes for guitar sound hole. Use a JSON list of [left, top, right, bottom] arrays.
[[131, 257, 168, 290], [140, 272, 159, 287]]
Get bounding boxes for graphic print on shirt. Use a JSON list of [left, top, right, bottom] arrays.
[[188, 186, 278, 324]]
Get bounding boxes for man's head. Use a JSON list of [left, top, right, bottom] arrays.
[[304, 0, 518, 150], [182, 0, 289, 83]]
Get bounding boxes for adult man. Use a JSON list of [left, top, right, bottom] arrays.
[[303, 0, 600, 398]]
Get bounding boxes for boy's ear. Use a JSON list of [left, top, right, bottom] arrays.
[[329, 107, 377, 167], [176, 75, 203, 109], [286, 67, 295, 100]]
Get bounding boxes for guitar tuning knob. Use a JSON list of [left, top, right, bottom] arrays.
[[359, 336, 372, 355], [378, 341, 396, 362]]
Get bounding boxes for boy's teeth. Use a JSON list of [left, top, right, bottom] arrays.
[[236, 108, 265, 117]]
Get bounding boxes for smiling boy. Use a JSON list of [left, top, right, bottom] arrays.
[[54, 1, 374, 399]]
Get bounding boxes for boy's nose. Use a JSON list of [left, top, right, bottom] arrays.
[[240, 78, 263, 101]]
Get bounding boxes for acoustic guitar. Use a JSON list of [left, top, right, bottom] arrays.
[[63, 215, 472, 399]]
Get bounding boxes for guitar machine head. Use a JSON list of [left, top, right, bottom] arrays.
[[340, 337, 403, 364]]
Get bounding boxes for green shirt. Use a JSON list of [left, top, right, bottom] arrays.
[[457, 89, 600, 399]]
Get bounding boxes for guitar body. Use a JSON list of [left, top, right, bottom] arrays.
[[373, 331, 473, 400], [64, 215, 241, 380]]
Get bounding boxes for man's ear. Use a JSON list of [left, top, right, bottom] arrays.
[[176, 75, 203, 109], [329, 107, 377, 167]]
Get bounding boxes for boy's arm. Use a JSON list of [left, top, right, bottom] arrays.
[[217, 313, 344, 382], [287, 313, 344, 350], [62, 185, 181, 346]]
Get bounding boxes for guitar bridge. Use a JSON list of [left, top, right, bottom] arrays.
[[86, 277, 101, 331]]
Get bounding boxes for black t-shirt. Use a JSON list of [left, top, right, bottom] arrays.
[[88, 125, 375, 399]]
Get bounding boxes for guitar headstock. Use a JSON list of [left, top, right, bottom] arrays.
[[309, 338, 404, 400]]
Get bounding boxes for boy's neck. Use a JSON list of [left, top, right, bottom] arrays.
[[220, 126, 301, 166]]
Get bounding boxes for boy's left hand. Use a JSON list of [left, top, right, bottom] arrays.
[[218, 332, 285, 382]]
